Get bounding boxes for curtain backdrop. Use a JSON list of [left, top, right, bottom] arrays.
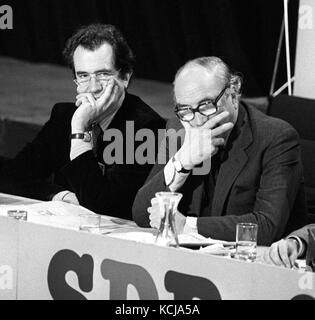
[[0, 0, 299, 96]]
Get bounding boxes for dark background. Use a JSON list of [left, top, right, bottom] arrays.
[[0, 0, 299, 96]]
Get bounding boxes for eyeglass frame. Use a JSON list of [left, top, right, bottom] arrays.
[[73, 69, 121, 87], [174, 86, 228, 122]]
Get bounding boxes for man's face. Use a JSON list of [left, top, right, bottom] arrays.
[[73, 43, 127, 100], [174, 65, 238, 129]]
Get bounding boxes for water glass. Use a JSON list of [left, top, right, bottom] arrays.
[[235, 223, 258, 262], [79, 214, 101, 233]]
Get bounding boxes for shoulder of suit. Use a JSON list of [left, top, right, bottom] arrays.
[[51, 102, 76, 115], [125, 93, 165, 126], [244, 102, 298, 138], [50, 102, 77, 120]]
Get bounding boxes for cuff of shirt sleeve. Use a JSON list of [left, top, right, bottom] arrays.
[[52, 190, 72, 202], [183, 217, 198, 234], [288, 236, 305, 258], [164, 158, 175, 185], [164, 156, 190, 191], [70, 139, 93, 161]]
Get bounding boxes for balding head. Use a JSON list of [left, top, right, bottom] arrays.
[[174, 57, 242, 101], [173, 56, 241, 128]]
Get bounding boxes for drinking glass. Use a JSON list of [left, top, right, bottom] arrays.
[[79, 214, 101, 233], [235, 223, 258, 262]]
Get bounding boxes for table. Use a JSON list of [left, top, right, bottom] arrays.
[[0, 193, 315, 300], [0, 192, 40, 205]]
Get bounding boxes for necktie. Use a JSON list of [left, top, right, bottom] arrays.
[[211, 150, 223, 184], [201, 150, 223, 215], [92, 123, 103, 160]]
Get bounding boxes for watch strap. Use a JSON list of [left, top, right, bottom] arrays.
[[172, 156, 191, 174], [70, 133, 85, 139], [69, 132, 91, 142]]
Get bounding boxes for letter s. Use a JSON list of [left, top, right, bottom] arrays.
[[47, 250, 94, 300]]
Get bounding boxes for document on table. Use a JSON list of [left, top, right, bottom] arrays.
[[109, 231, 235, 255], [178, 233, 235, 247], [0, 201, 138, 232]]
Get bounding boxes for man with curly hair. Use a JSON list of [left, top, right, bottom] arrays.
[[0, 24, 165, 220]]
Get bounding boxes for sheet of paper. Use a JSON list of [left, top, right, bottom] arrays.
[[178, 233, 235, 246], [108, 231, 235, 250], [109, 231, 156, 244], [198, 243, 230, 255], [0, 201, 137, 232]]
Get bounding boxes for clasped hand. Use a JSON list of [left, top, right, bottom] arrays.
[[72, 79, 124, 131], [176, 111, 234, 170]]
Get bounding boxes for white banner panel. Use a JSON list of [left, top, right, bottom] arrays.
[[16, 221, 315, 300], [294, 0, 315, 98], [0, 216, 18, 300]]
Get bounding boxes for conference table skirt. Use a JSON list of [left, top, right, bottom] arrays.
[[0, 193, 314, 300]]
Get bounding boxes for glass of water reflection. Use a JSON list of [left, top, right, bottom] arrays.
[[79, 214, 101, 233], [235, 223, 258, 262]]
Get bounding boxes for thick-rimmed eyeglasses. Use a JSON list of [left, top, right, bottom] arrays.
[[73, 70, 120, 87], [174, 87, 227, 122]]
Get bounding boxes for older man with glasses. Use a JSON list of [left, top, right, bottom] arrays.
[[0, 24, 165, 220], [132, 56, 307, 245]]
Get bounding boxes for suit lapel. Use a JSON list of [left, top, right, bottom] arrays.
[[100, 92, 132, 156], [211, 106, 253, 216], [106, 92, 131, 131]]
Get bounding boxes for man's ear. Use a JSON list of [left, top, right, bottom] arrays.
[[229, 86, 239, 106], [121, 72, 132, 89], [231, 92, 238, 104], [231, 93, 239, 110]]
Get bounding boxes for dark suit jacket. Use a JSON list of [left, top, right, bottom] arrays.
[[0, 93, 165, 220], [132, 103, 307, 245]]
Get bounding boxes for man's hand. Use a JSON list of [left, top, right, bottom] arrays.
[[71, 79, 124, 132], [176, 111, 234, 170], [148, 197, 186, 234], [263, 238, 299, 268]]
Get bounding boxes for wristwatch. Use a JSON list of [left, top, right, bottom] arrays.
[[69, 132, 92, 143], [172, 156, 191, 174]]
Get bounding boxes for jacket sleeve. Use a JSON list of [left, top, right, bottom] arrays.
[[289, 224, 315, 245], [0, 104, 70, 200], [61, 117, 165, 220], [132, 119, 182, 226]]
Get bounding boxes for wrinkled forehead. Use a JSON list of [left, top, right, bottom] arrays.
[[73, 43, 114, 73], [174, 65, 224, 105]]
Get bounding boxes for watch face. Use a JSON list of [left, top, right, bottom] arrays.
[[83, 132, 92, 142]]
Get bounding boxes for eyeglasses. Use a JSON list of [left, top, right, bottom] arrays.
[[73, 70, 120, 87], [174, 87, 227, 122]]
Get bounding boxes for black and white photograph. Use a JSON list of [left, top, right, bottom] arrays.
[[0, 0, 314, 303]]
